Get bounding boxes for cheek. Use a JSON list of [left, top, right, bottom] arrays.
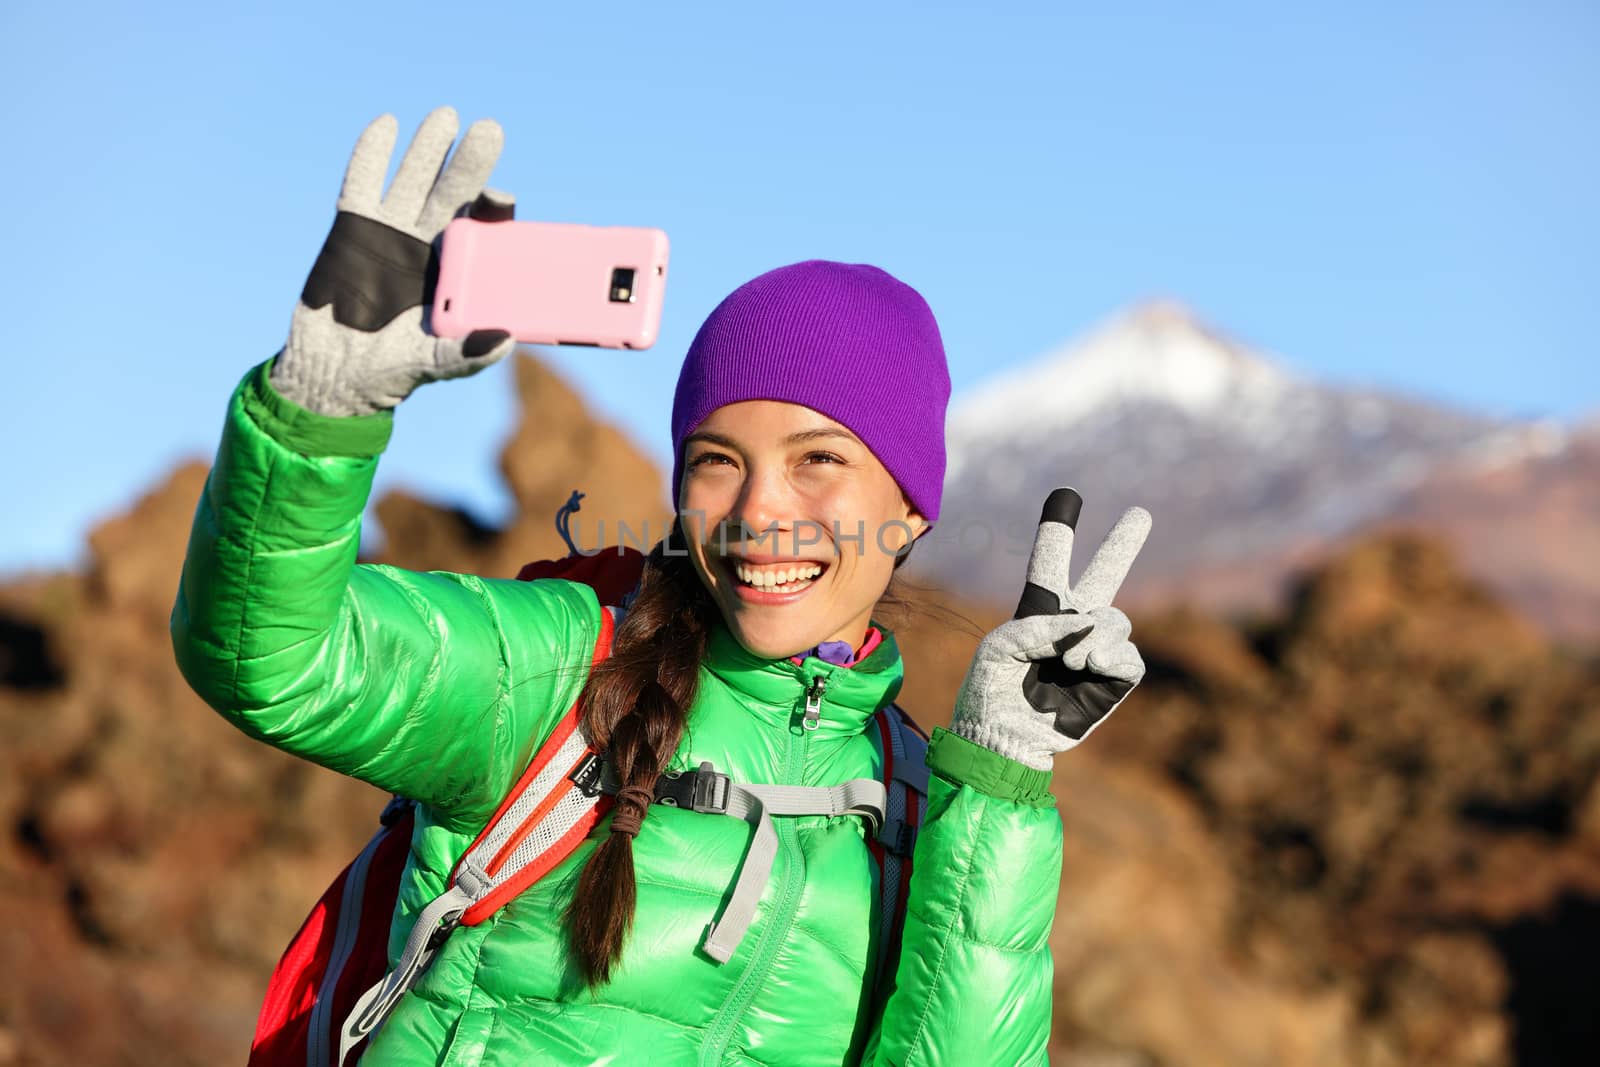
[[680, 475, 737, 526], [815, 488, 908, 565]]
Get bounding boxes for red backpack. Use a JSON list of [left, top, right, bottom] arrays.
[[246, 545, 928, 1067]]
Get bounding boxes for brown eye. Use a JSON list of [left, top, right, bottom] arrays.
[[803, 451, 845, 465], [688, 452, 733, 469]]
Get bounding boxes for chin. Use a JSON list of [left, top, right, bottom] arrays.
[[725, 616, 818, 662]]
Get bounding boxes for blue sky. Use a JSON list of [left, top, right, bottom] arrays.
[[2, 1, 1594, 574]]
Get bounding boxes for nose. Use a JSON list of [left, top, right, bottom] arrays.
[[726, 463, 796, 550]]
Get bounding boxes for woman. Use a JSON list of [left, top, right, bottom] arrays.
[[172, 107, 1149, 1066]]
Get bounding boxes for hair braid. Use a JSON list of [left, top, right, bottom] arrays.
[[563, 519, 719, 987]]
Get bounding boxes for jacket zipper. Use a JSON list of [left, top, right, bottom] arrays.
[[698, 673, 825, 1065], [802, 674, 827, 731]]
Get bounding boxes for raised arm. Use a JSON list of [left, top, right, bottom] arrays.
[[170, 109, 595, 832], [865, 493, 1152, 1064], [171, 359, 600, 832]]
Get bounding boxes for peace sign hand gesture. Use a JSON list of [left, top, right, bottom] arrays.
[[951, 490, 1152, 772]]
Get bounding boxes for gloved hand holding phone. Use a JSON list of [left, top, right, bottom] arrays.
[[269, 106, 519, 418], [952, 489, 1152, 772]]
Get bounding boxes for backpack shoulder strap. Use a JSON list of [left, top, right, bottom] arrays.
[[453, 546, 642, 921], [338, 588, 624, 1061], [449, 602, 622, 925], [869, 702, 929, 1002]]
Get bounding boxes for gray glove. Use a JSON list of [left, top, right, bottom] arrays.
[[269, 106, 518, 417], [952, 491, 1152, 771]]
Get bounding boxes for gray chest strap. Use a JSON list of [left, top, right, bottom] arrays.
[[583, 756, 886, 962], [700, 776, 887, 962]]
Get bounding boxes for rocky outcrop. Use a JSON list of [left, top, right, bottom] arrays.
[[374, 355, 672, 578]]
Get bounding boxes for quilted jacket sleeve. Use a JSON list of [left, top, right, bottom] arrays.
[[864, 727, 1061, 1066], [169, 357, 601, 833]]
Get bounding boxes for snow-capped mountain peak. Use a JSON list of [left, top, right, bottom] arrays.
[[924, 301, 1523, 612], [951, 300, 1293, 436], [916, 302, 1596, 639]]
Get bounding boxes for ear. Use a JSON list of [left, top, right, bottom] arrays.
[[900, 492, 931, 541]]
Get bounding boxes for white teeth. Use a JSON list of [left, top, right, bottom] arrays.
[[732, 561, 824, 588]]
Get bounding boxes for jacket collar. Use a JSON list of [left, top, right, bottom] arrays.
[[701, 619, 904, 740]]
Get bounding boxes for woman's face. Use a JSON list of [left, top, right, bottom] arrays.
[[679, 400, 928, 660]]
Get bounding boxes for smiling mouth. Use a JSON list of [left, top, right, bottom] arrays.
[[720, 556, 829, 595]]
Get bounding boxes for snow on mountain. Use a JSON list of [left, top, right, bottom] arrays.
[[913, 301, 1570, 613], [948, 300, 1294, 452]]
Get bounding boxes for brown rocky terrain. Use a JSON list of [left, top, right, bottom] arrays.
[[3, 351, 1596, 1066]]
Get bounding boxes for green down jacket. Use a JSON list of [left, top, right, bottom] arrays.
[[171, 358, 1063, 1066]]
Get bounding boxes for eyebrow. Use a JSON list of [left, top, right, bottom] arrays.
[[685, 427, 861, 449]]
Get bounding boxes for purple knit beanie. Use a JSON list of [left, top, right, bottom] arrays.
[[670, 260, 951, 522]]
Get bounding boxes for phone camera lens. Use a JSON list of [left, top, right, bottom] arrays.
[[609, 267, 637, 303]]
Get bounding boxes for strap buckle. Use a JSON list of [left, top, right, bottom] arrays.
[[568, 752, 605, 798], [878, 817, 916, 857], [656, 761, 731, 814]]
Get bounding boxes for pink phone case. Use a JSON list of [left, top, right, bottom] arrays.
[[431, 219, 670, 348]]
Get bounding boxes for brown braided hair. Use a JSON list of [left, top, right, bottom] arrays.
[[563, 517, 720, 986]]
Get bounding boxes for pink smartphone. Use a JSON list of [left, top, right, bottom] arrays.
[[430, 218, 670, 348]]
